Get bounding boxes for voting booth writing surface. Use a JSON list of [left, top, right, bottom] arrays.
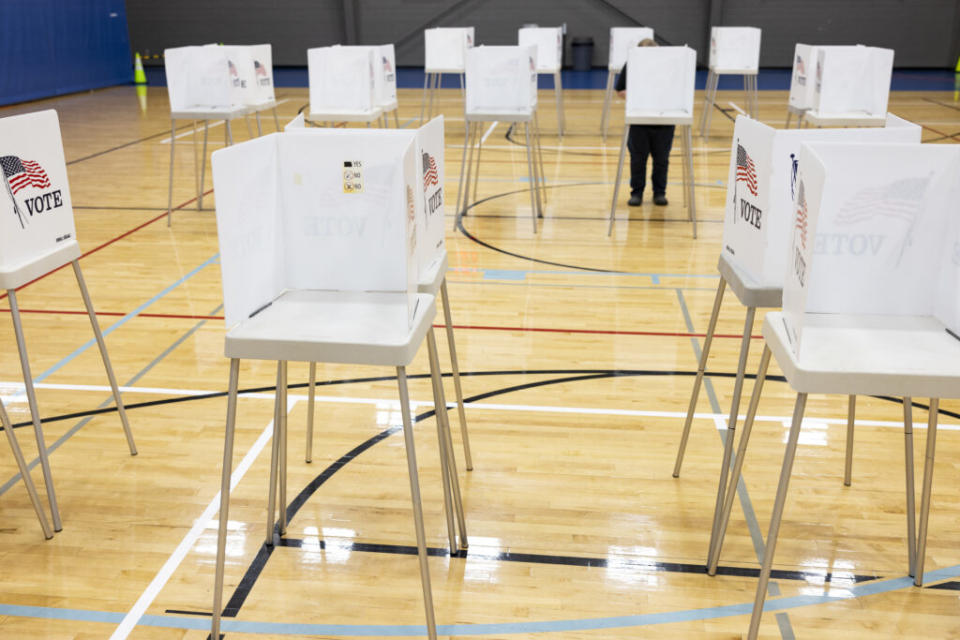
[[722, 114, 922, 289], [813, 46, 894, 117], [518, 27, 562, 73], [0, 110, 80, 288], [212, 129, 419, 330], [625, 46, 696, 121], [424, 27, 475, 72], [465, 46, 539, 116], [709, 27, 761, 73], [608, 27, 655, 70], [308, 46, 378, 116], [782, 142, 960, 355]]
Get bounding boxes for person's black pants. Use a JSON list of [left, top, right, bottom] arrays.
[[627, 124, 675, 197]]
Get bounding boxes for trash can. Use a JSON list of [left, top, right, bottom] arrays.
[[571, 37, 594, 71]]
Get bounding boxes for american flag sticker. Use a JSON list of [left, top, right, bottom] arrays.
[[1, 156, 51, 194], [422, 152, 439, 191], [795, 180, 808, 250], [736, 144, 758, 197], [342, 160, 363, 193]]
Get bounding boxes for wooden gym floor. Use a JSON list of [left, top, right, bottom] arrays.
[[0, 83, 959, 639]]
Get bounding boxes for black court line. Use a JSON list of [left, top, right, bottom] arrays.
[[927, 580, 960, 591], [922, 130, 960, 143], [921, 97, 960, 114], [66, 122, 196, 166]]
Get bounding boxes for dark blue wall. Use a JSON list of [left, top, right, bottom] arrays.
[[0, 1, 133, 106]]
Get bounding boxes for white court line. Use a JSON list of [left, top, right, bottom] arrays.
[[480, 121, 499, 144], [7, 380, 957, 430], [159, 99, 291, 143], [108, 396, 299, 640]]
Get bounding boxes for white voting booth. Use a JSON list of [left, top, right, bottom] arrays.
[[518, 26, 565, 136], [209, 127, 470, 640], [674, 113, 924, 577], [283, 115, 475, 470], [307, 45, 382, 125], [380, 44, 400, 126], [460, 45, 546, 232], [0, 110, 136, 539], [699, 27, 761, 138], [710, 142, 960, 640], [805, 45, 894, 127], [600, 27, 654, 138], [786, 43, 827, 128], [164, 43, 280, 225], [421, 27, 475, 123], [608, 46, 697, 237]]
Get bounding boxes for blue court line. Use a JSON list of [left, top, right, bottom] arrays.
[[29, 253, 220, 385], [0, 303, 224, 499], [3, 564, 959, 636]]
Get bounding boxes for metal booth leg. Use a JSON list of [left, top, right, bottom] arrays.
[[198, 120, 210, 210], [533, 111, 547, 206], [210, 358, 240, 640], [266, 361, 283, 545], [426, 329, 462, 552], [705, 305, 756, 563], [420, 72, 429, 124], [674, 276, 727, 476], [528, 118, 544, 218], [305, 362, 317, 463], [747, 392, 808, 640], [256, 111, 263, 136], [395, 365, 439, 640], [440, 278, 473, 471], [600, 69, 615, 139], [278, 361, 288, 536], [708, 344, 771, 574], [8, 290, 61, 531], [167, 118, 176, 226], [684, 125, 697, 239], [785, 110, 792, 129], [904, 397, 917, 576], [472, 120, 483, 204], [554, 70, 565, 138], [0, 397, 53, 539], [914, 398, 939, 586], [273, 106, 281, 131], [72, 261, 137, 455], [523, 121, 539, 233], [844, 395, 856, 486], [607, 126, 629, 236]]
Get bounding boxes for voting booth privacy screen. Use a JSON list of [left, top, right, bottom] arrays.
[[424, 28, 475, 72], [782, 143, 960, 354], [165, 44, 276, 111], [308, 46, 378, 115], [416, 117, 446, 276], [0, 110, 79, 288], [466, 46, 539, 116], [625, 47, 696, 119], [212, 130, 420, 329], [518, 27, 562, 73], [708, 27, 761, 73], [722, 114, 922, 289], [788, 43, 818, 111], [380, 44, 398, 108], [813, 46, 894, 115], [608, 27, 655, 70]]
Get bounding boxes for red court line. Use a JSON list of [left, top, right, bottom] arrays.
[[0, 189, 215, 302], [0, 307, 762, 339]]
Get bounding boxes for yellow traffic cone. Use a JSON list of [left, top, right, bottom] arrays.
[[134, 53, 147, 85], [955, 54, 960, 73]]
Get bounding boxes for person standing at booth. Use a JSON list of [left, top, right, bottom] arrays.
[[616, 39, 673, 207]]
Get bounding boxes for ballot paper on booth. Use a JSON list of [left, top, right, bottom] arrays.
[[722, 114, 922, 288], [165, 45, 234, 110], [625, 46, 696, 122], [708, 27, 761, 73], [424, 27, 475, 73], [813, 46, 894, 116], [518, 27, 562, 73], [416, 116, 446, 275], [608, 27, 655, 70], [380, 44, 398, 109], [0, 110, 80, 290], [466, 46, 539, 116], [248, 44, 277, 105], [212, 130, 420, 329], [781, 142, 960, 354], [308, 46, 377, 115]]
